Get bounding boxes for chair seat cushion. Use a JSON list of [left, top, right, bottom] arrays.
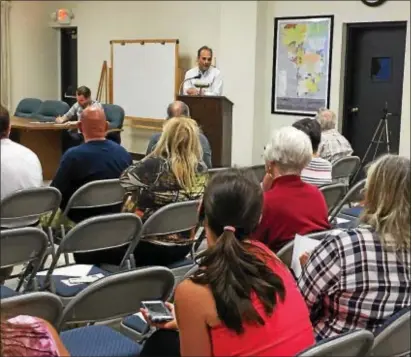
[[36, 264, 110, 297], [0, 285, 19, 299], [341, 206, 363, 217], [167, 257, 194, 269], [61, 325, 142, 357], [122, 313, 149, 334]]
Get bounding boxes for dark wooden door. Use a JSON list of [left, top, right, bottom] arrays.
[[342, 22, 406, 167]]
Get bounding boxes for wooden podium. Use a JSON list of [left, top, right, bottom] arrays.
[[177, 95, 233, 167]]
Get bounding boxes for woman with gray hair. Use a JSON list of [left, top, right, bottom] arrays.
[[254, 126, 330, 252], [299, 154, 410, 340], [316, 108, 353, 162]]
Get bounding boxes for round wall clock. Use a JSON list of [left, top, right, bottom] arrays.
[[361, 0, 388, 7]]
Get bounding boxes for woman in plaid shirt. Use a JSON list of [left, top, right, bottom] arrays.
[[299, 154, 410, 340]]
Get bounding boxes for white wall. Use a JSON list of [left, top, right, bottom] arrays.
[[260, 0, 411, 158], [10, 1, 59, 111], [218, 1, 259, 165]]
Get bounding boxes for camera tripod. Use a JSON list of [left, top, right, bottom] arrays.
[[351, 105, 392, 183]]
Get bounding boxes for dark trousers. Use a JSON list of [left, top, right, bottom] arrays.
[[140, 330, 180, 357], [62, 130, 84, 153], [61, 130, 121, 153]]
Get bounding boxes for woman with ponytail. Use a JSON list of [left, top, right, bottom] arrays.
[[140, 168, 314, 357]]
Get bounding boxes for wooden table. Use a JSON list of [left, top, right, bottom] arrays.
[[11, 117, 77, 180]]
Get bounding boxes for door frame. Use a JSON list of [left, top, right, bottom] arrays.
[[56, 26, 78, 102], [341, 21, 407, 144]]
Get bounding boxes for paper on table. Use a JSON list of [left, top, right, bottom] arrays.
[[290, 234, 321, 279]]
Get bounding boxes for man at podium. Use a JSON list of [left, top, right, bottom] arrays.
[[183, 46, 223, 96]]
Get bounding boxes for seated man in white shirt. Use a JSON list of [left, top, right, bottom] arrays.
[[183, 46, 223, 96], [0, 105, 43, 282]]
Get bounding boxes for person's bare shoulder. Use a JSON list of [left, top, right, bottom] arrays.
[[175, 278, 219, 327]]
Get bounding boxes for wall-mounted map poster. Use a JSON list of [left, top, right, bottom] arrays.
[[271, 16, 334, 116]]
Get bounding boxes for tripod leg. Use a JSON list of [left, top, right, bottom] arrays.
[[372, 124, 385, 161], [384, 118, 391, 153], [352, 119, 384, 182]]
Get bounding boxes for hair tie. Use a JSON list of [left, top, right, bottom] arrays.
[[224, 226, 236, 233]]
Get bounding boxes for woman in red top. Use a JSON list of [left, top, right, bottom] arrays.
[[255, 126, 330, 252], [140, 168, 315, 357]]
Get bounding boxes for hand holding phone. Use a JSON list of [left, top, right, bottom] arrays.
[[140, 301, 178, 330]]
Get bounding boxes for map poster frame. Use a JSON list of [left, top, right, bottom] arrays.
[[271, 15, 334, 116]]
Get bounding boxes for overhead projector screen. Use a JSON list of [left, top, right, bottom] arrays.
[[112, 40, 178, 120]]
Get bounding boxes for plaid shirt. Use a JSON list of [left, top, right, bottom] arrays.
[[298, 227, 411, 340], [319, 129, 353, 163]]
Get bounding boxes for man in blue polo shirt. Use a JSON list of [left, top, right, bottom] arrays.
[[51, 106, 132, 223]]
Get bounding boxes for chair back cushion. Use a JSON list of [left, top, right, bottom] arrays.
[[33, 100, 70, 121], [102, 104, 125, 129], [14, 98, 43, 117]]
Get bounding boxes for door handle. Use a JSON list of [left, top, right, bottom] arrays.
[[351, 107, 359, 113]]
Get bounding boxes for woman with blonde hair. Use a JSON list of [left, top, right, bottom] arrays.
[[120, 117, 207, 266], [299, 154, 410, 340]]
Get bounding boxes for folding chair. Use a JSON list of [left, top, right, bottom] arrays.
[[371, 306, 411, 357], [329, 179, 366, 222], [332, 156, 360, 188], [0, 228, 49, 298], [1, 187, 62, 260], [55, 179, 125, 263], [36, 213, 142, 302], [319, 183, 346, 214], [138, 200, 201, 277], [120, 263, 200, 342], [1, 291, 63, 328], [120, 202, 200, 341], [297, 329, 374, 357], [58, 267, 175, 357], [276, 230, 333, 268]]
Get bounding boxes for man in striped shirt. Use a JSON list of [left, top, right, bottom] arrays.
[[292, 118, 332, 187]]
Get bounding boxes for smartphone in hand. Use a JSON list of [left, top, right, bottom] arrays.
[[141, 301, 174, 323]]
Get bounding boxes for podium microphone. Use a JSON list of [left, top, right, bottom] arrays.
[[179, 74, 201, 95]]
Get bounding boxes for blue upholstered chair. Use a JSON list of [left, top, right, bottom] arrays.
[[14, 98, 43, 118], [102, 104, 125, 144], [102, 104, 125, 130], [33, 100, 70, 122]]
